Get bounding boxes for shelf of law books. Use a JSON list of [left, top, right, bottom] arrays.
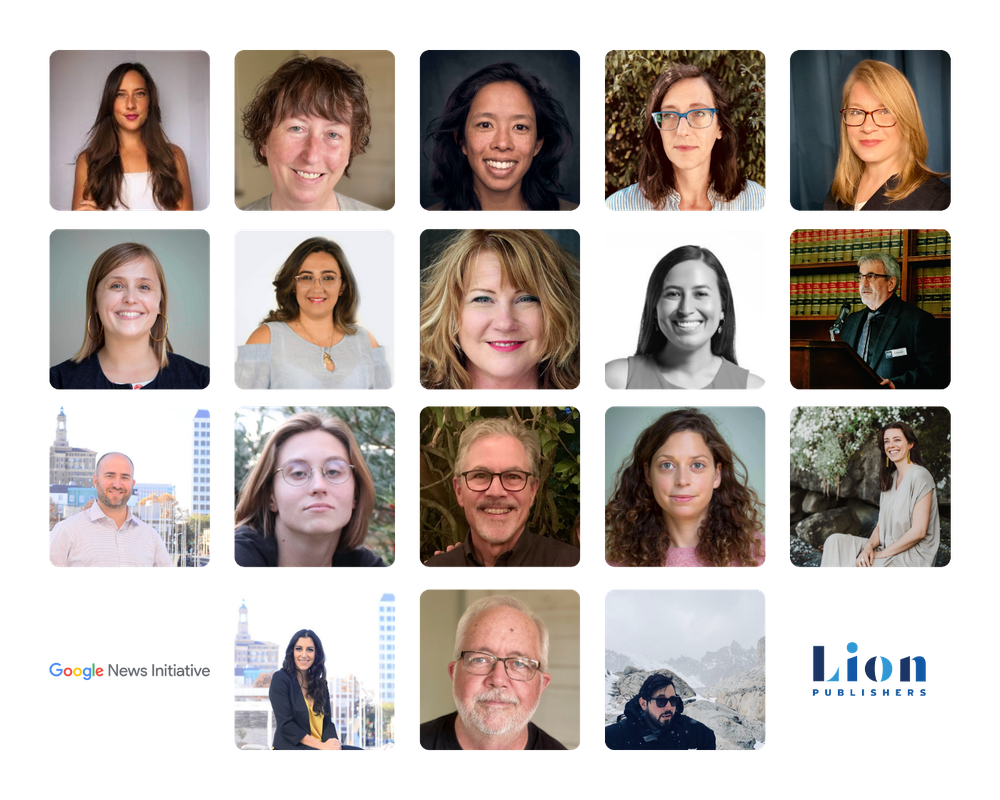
[[789, 229, 951, 342]]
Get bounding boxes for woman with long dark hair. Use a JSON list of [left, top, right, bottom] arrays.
[[821, 422, 941, 566], [424, 62, 575, 211], [269, 629, 362, 749], [72, 63, 192, 211], [605, 245, 762, 389], [606, 409, 764, 567]]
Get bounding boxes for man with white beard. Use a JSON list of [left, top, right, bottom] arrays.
[[424, 417, 579, 567], [420, 595, 566, 749]]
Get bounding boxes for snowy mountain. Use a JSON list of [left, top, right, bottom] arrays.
[[606, 639, 758, 689]]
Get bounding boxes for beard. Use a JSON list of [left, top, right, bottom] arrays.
[[454, 686, 540, 738], [97, 487, 129, 509]]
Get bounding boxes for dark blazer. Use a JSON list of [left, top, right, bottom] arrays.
[[824, 176, 950, 210], [840, 294, 948, 388], [50, 352, 209, 389], [269, 669, 339, 750]]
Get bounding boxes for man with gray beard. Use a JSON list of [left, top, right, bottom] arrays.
[[420, 595, 566, 749]]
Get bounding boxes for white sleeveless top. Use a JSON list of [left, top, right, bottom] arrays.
[[111, 172, 159, 210]]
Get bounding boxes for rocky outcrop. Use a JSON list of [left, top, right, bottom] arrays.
[[705, 636, 765, 723], [607, 668, 696, 711], [685, 700, 764, 750], [795, 507, 861, 548], [802, 490, 837, 515], [844, 498, 879, 536], [790, 487, 808, 523]]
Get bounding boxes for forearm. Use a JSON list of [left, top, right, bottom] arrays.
[[875, 526, 925, 558]]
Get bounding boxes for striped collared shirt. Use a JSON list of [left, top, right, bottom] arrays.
[[605, 180, 766, 211], [49, 503, 173, 567]]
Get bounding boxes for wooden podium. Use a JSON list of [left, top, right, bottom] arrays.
[[790, 340, 888, 389]]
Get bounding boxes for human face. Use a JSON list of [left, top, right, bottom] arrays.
[[294, 252, 343, 322], [648, 431, 722, 529], [453, 434, 538, 546], [639, 685, 678, 729], [270, 430, 356, 542], [656, 260, 724, 354], [658, 78, 722, 175], [857, 261, 897, 311], [114, 70, 149, 133], [448, 606, 551, 740], [883, 428, 914, 466], [94, 259, 163, 343], [93, 454, 134, 512], [292, 637, 316, 674], [845, 81, 904, 175], [461, 81, 544, 208], [262, 113, 352, 210], [458, 250, 544, 389]]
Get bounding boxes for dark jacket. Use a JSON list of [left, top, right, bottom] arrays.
[[840, 293, 948, 388], [424, 529, 579, 567], [605, 695, 716, 750], [420, 711, 566, 750], [823, 176, 950, 211], [234, 526, 387, 567], [269, 669, 339, 750], [50, 352, 210, 389]]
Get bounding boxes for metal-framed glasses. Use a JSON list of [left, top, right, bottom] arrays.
[[275, 459, 354, 486], [459, 469, 533, 492], [294, 274, 341, 286], [651, 108, 717, 131], [840, 108, 897, 127], [647, 696, 681, 708], [459, 651, 540, 681], [856, 272, 890, 284]]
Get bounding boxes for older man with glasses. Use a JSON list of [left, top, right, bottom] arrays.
[[424, 417, 579, 567], [838, 252, 948, 389], [421, 595, 566, 750], [606, 673, 716, 750]]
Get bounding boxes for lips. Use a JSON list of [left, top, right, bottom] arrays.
[[673, 145, 698, 151], [307, 297, 327, 304], [293, 169, 324, 180], [305, 503, 333, 511], [480, 507, 513, 516], [488, 341, 524, 351], [484, 159, 517, 177], [670, 495, 695, 503]]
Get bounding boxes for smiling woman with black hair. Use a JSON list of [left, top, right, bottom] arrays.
[[269, 629, 363, 750], [72, 63, 193, 211]]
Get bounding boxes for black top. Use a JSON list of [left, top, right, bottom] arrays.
[[269, 669, 339, 750], [50, 352, 209, 389], [605, 696, 716, 750], [234, 526, 387, 567], [420, 712, 566, 750], [424, 529, 579, 567], [823, 176, 950, 211]]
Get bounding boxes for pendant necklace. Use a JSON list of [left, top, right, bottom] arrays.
[[294, 319, 337, 372]]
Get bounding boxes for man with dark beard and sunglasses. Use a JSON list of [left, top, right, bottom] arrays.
[[605, 673, 716, 750]]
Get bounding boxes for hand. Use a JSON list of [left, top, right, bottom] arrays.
[[879, 378, 896, 390], [322, 739, 342, 750], [73, 198, 101, 211], [423, 542, 459, 564], [856, 545, 875, 567]]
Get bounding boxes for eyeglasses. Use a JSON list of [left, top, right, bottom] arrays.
[[856, 272, 890, 284], [275, 459, 354, 486], [647, 696, 681, 708], [840, 108, 897, 128], [459, 651, 540, 681], [460, 470, 533, 492], [294, 274, 341, 287], [651, 108, 717, 131]]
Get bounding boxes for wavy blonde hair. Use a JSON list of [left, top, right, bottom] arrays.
[[831, 60, 947, 207], [419, 230, 580, 390], [605, 409, 764, 567], [235, 412, 375, 552]]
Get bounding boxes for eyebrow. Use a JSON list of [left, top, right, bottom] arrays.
[[662, 283, 714, 291], [103, 472, 132, 478], [661, 101, 714, 111], [654, 452, 711, 461], [297, 270, 339, 275], [470, 111, 534, 121], [106, 274, 156, 283], [466, 465, 528, 472]]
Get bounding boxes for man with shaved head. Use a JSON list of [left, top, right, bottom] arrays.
[[49, 452, 173, 567], [421, 595, 566, 749]]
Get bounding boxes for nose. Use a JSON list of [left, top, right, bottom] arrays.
[[123, 285, 138, 304], [307, 468, 328, 493], [674, 467, 691, 487], [491, 301, 519, 332], [677, 292, 692, 315], [486, 660, 513, 688], [301, 132, 323, 164], [491, 126, 512, 151], [125, 94, 136, 110], [860, 113, 878, 133]]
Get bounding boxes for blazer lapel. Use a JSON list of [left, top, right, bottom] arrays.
[[869, 300, 901, 368]]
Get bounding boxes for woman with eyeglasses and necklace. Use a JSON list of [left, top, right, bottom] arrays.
[[235, 237, 390, 389], [824, 60, 950, 210], [235, 413, 385, 567], [605, 64, 764, 211]]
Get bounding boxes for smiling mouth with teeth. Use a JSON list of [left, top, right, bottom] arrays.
[[485, 160, 516, 169], [481, 507, 513, 515], [294, 169, 323, 179]]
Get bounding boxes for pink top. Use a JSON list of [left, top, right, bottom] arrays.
[[608, 532, 765, 567]]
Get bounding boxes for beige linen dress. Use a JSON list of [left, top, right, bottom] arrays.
[[820, 465, 941, 567]]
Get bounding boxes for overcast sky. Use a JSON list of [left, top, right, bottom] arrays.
[[605, 591, 764, 662]]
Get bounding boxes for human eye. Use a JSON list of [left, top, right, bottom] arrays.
[[108, 281, 125, 290], [467, 653, 491, 665], [514, 123, 531, 132], [321, 275, 339, 286], [288, 124, 304, 133], [286, 462, 310, 480], [663, 112, 679, 123], [691, 110, 708, 120], [515, 294, 540, 304], [470, 295, 494, 304], [326, 130, 342, 139], [323, 461, 348, 478], [695, 289, 711, 298], [658, 460, 675, 471], [139, 282, 154, 291], [662, 288, 681, 299], [691, 460, 707, 470]]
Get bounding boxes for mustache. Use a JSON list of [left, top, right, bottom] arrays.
[[474, 688, 519, 705]]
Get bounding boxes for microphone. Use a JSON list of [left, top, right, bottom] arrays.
[[829, 302, 851, 340]]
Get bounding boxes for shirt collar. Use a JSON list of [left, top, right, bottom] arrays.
[[460, 527, 531, 566], [89, 501, 135, 526]]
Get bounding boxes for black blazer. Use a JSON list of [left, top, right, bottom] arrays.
[[269, 669, 339, 750], [840, 294, 948, 388], [824, 176, 950, 211]]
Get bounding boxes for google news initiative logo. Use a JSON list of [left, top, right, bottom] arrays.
[[812, 642, 927, 698]]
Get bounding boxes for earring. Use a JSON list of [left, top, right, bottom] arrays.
[[907, 451, 911, 464], [149, 314, 169, 343], [885, 455, 890, 467], [86, 314, 103, 340], [717, 316, 725, 335]]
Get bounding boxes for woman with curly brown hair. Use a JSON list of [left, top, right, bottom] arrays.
[[606, 409, 764, 567]]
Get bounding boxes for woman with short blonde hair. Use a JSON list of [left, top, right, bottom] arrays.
[[420, 230, 580, 390]]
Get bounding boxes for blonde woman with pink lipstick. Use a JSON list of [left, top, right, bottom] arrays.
[[824, 60, 950, 210], [50, 243, 208, 389]]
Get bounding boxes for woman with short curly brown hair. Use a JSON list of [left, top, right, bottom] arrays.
[[606, 408, 764, 567]]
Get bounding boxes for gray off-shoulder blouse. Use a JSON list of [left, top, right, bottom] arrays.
[[235, 322, 390, 389]]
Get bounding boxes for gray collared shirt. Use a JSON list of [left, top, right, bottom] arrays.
[[49, 503, 173, 567], [424, 529, 579, 567]]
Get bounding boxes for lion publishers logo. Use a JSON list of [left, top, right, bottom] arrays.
[[809, 639, 928, 698]]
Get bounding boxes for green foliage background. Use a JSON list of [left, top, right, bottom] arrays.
[[605, 50, 766, 196]]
